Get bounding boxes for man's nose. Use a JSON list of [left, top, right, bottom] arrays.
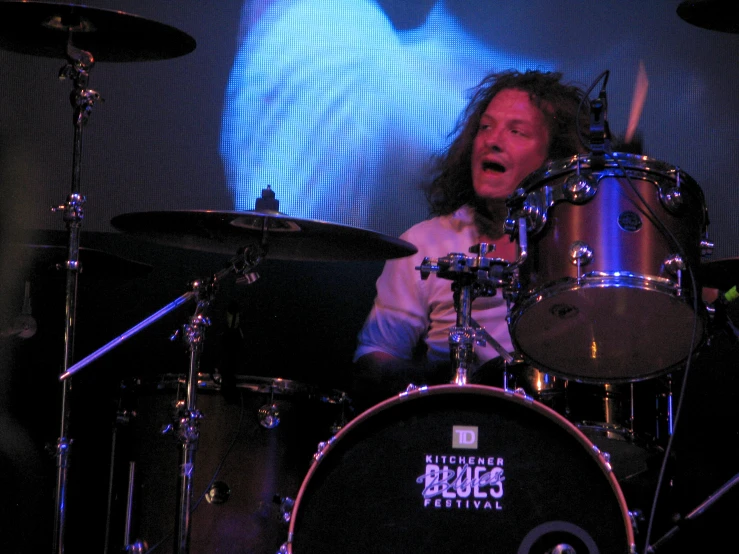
[[483, 128, 504, 151]]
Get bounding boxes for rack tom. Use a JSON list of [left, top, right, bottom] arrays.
[[505, 152, 710, 383]]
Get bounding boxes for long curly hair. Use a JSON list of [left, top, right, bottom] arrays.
[[424, 70, 590, 216]]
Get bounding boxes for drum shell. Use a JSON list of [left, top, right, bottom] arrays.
[[509, 153, 708, 383], [113, 374, 347, 554], [285, 384, 634, 554], [519, 157, 707, 292], [561, 378, 671, 481]]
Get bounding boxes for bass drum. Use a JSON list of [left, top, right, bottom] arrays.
[[507, 152, 709, 383], [113, 373, 349, 554], [284, 385, 634, 554]]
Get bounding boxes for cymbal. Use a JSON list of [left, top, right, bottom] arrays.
[[696, 257, 739, 291], [677, 0, 739, 34], [110, 210, 418, 262], [0, 1, 196, 62], [23, 244, 153, 280]]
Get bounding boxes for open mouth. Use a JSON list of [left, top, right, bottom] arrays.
[[482, 160, 505, 173]]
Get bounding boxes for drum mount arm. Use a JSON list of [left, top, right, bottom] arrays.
[[502, 200, 530, 272], [417, 243, 513, 385]]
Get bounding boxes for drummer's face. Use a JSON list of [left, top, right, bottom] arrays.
[[471, 88, 551, 201]]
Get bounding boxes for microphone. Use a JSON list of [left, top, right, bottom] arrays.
[[589, 71, 611, 171]]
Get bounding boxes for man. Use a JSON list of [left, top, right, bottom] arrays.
[[352, 69, 588, 410]]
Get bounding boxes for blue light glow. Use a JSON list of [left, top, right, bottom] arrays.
[[220, 0, 554, 237]]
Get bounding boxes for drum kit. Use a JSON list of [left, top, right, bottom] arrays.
[[283, 140, 737, 554], [1, 1, 738, 554]]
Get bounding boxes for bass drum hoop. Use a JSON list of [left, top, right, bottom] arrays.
[[285, 384, 635, 554]]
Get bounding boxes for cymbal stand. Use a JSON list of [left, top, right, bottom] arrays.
[[170, 274, 215, 554], [163, 252, 263, 554], [59, 248, 262, 554], [417, 243, 513, 385], [51, 40, 102, 554]]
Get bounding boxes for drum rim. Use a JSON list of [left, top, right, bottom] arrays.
[[119, 372, 349, 403], [520, 151, 702, 194], [512, 272, 683, 298], [508, 280, 705, 383], [285, 383, 635, 552]]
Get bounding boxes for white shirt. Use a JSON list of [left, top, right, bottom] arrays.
[[354, 205, 514, 366]]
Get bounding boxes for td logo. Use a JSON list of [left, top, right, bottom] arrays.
[[452, 426, 478, 449]]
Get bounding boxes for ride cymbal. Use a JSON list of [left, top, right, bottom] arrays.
[[0, 1, 196, 61], [110, 210, 418, 262]]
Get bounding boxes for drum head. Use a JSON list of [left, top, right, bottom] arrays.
[[287, 385, 633, 553]]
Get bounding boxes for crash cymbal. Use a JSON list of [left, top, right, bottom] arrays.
[[677, 0, 739, 34], [697, 257, 739, 291], [0, 1, 196, 61], [23, 244, 153, 279], [110, 210, 418, 262]]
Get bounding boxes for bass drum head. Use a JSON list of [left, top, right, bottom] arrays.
[[286, 385, 634, 554]]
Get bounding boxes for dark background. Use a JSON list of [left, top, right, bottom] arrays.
[[0, 1, 738, 553]]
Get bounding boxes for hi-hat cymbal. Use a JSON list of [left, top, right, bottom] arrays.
[[677, 0, 739, 34], [697, 257, 739, 291], [110, 210, 418, 262], [24, 244, 153, 280], [0, 1, 196, 61]]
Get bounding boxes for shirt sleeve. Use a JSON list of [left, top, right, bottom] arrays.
[[353, 230, 432, 362]]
